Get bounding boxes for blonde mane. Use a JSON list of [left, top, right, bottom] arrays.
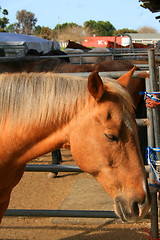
[[0, 72, 134, 128], [0, 72, 88, 127]]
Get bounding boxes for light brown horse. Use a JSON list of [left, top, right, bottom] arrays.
[[0, 70, 151, 223]]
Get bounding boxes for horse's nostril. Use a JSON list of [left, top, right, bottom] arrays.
[[132, 201, 139, 216]]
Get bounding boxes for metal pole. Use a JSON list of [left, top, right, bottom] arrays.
[[5, 209, 117, 218], [147, 48, 159, 239], [51, 150, 62, 164], [145, 76, 158, 238], [148, 49, 160, 151], [4, 209, 150, 219], [158, 66, 160, 89], [25, 163, 150, 173], [51, 150, 62, 177], [25, 164, 83, 173]]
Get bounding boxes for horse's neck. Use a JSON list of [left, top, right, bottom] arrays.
[[0, 73, 89, 163], [0, 118, 70, 164], [19, 125, 69, 163]]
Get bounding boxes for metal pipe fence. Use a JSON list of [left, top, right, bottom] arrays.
[[0, 50, 160, 63], [146, 49, 160, 238]]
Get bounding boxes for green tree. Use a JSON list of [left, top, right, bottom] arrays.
[[5, 23, 17, 33], [54, 22, 79, 31], [2, 9, 8, 17], [40, 26, 56, 40], [54, 22, 80, 38], [84, 20, 97, 35], [0, 7, 9, 31], [84, 20, 115, 36], [34, 25, 42, 36], [16, 9, 37, 35], [96, 21, 115, 36]]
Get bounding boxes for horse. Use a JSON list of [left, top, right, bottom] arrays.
[[132, 42, 151, 48], [66, 40, 92, 51], [95, 60, 137, 72], [64, 40, 112, 63], [26, 48, 70, 62], [0, 57, 69, 73], [106, 41, 127, 49], [0, 70, 151, 223], [25, 49, 43, 56], [0, 59, 135, 73]]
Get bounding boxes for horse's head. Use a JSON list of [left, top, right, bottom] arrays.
[[69, 70, 151, 223], [106, 41, 113, 48]]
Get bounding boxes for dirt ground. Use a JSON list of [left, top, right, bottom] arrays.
[[0, 150, 156, 240]]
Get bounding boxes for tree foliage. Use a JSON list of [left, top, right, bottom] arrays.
[[16, 9, 37, 35], [5, 23, 17, 33], [0, 7, 9, 31], [84, 20, 116, 36], [54, 22, 79, 32], [84, 20, 97, 34], [34, 25, 42, 36], [56, 24, 92, 42], [40, 26, 56, 40], [2, 9, 8, 16], [114, 28, 138, 35], [53, 22, 92, 42], [138, 26, 157, 33]]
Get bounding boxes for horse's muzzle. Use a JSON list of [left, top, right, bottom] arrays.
[[114, 196, 150, 223]]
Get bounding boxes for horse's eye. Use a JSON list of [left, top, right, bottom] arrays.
[[104, 133, 119, 142]]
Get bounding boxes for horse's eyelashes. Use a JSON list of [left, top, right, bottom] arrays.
[[104, 133, 119, 142]]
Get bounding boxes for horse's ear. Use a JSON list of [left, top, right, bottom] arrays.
[[117, 66, 147, 108], [117, 66, 136, 88], [88, 71, 105, 101]]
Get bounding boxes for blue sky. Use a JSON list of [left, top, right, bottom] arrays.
[[2, 0, 160, 32]]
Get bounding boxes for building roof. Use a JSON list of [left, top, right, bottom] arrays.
[[140, 0, 160, 13], [127, 33, 160, 40]]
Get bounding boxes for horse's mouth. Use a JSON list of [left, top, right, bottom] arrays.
[[114, 197, 141, 223]]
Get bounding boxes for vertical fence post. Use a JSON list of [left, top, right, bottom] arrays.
[[148, 49, 160, 152], [145, 74, 158, 240], [50, 150, 62, 177], [147, 48, 159, 239]]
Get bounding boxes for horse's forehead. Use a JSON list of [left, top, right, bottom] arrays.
[[98, 99, 134, 132]]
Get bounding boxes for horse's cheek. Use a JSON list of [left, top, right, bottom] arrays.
[[69, 134, 87, 168]]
